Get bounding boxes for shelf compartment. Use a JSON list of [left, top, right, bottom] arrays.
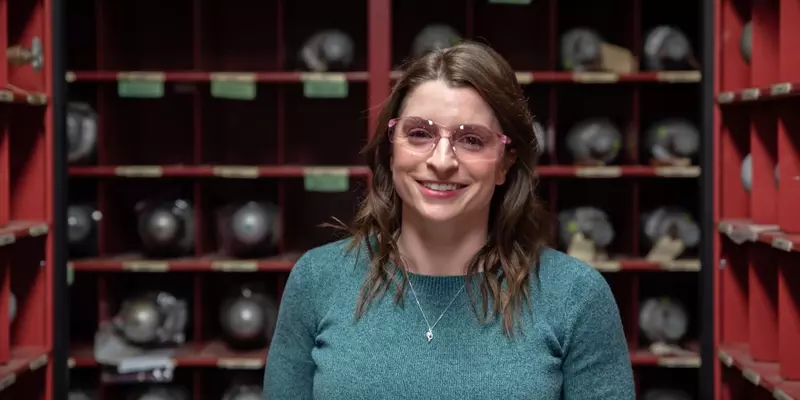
[[94, 0, 195, 71], [198, 0, 280, 71], [390, 0, 466, 69], [748, 243, 779, 362], [284, 0, 368, 72], [0, 347, 49, 394], [719, 343, 800, 399], [473, 1, 553, 71]]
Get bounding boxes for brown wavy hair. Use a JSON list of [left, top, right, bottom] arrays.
[[331, 41, 552, 336]]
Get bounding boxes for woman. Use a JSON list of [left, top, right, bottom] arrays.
[[263, 41, 635, 399]]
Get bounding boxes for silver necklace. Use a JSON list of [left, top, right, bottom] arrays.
[[406, 278, 466, 343]]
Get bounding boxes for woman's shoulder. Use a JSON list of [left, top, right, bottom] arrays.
[[288, 236, 366, 285], [533, 247, 612, 304]]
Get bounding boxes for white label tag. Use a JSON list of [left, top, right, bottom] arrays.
[[567, 233, 596, 262], [647, 236, 685, 262]]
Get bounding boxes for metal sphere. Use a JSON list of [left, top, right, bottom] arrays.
[[121, 299, 162, 344], [221, 294, 266, 341]]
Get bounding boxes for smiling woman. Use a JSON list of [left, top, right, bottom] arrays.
[[262, 41, 635, 400]]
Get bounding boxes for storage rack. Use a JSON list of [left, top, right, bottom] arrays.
[[0, 0, 66, 397], [43, 0, 710, 399], [713, 0, 800, 398]]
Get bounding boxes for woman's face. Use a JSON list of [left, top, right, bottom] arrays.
[[391, 80, 514, 224]]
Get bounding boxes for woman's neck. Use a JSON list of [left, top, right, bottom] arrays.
[[397, 209, 489, 276]]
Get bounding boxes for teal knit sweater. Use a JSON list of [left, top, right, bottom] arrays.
[[262, 239, 635, 399]]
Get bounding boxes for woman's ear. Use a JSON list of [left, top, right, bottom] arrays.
[[495, 149, 517, 185]]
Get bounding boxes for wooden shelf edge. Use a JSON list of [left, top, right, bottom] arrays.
[[719, 343, 800, 399], [717, 219, 800, 253], [716, 82, 800, 105], [0, 348, 51, 393], [0, 221, 51, 248]]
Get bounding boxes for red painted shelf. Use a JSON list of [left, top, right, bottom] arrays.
[[1, 0, 57, 396], [714, 0, 800, 398], [62, 0, 706, 398]]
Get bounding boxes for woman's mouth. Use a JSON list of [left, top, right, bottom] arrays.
[[416, 181, 467, 198]]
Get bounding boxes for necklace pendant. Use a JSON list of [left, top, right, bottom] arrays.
[[426, 329, 433, 343]]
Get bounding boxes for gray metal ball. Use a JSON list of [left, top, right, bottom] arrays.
[[121, 299, 161, 344], [145, 209, 180, 245], [221, 294, 267, 341]]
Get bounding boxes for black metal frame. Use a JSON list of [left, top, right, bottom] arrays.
[[51, 0, 69, 396], [699, 0, 715, 398]]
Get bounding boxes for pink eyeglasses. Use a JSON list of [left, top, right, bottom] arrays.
[[388, 116, 511, 162]]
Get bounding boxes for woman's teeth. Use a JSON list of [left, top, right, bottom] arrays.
[[422, 182, 462, 191]]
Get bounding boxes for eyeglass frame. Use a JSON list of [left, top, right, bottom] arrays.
[[387, 117, 512, 160]]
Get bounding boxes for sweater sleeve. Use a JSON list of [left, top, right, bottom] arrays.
[[561, 268, 635, 400], [262, 253, 321, 400]]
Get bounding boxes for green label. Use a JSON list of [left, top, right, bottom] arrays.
[[118, 79, 164, 98], [303, 168, 350, 192], [211, 74, 257, 100], [489, 0, 532, 4], [302, 73, 348, 99], [67, 264, 74, 286]]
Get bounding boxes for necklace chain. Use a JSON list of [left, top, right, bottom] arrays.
[[406, 277, 466, 343]]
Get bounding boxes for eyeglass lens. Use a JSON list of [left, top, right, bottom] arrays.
[[394, 117, 502, 159]]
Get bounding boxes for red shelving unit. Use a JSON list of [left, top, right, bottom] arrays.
[[713, 0, 800, 398], [63, 0, 708, 398], [0, 0, 58, 398]]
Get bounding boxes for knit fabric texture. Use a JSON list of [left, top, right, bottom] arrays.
[[262, 238, 635, 400]]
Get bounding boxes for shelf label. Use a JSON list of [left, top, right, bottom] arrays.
[[741, 88, 760, 101], [26, 93, 47, 105], [572, 72, 619, 83], [771, 82, 793, 96], [210, 73, 257, 100], [212, 166, 260, 179], [217, 358, 265, 369], [654, 166, 701, 177], [772, 237, 794, 252], [774, 389, 793, 400], [301, 73, 348, 99], [0, 234, 16, 247], [122, 261, 170, 272], [657, 355, 701, 368], [114, 166, 164, 177], [661, 259, 701, 271], [211, 260, 259, 272], [590, 260, 621, 272], [67, 358, 76, 368], [515, 72, 534, 84], [67, 262, 75, 286], [717, 350, 734, 366], [489, 0, 532, 4], [303, 167, 350, 192], [65, 71, 76, 82], [28, 224, 49, 237], [0, 90, 13, 103], [0, 373, 16, 391], [29, 355, 48, 371], [575, 166, 622, 178], [656, 71, 702, 83], [717, 92, 735, 103], [742, 368, 761, 385], [117, 72, 166, 98]]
